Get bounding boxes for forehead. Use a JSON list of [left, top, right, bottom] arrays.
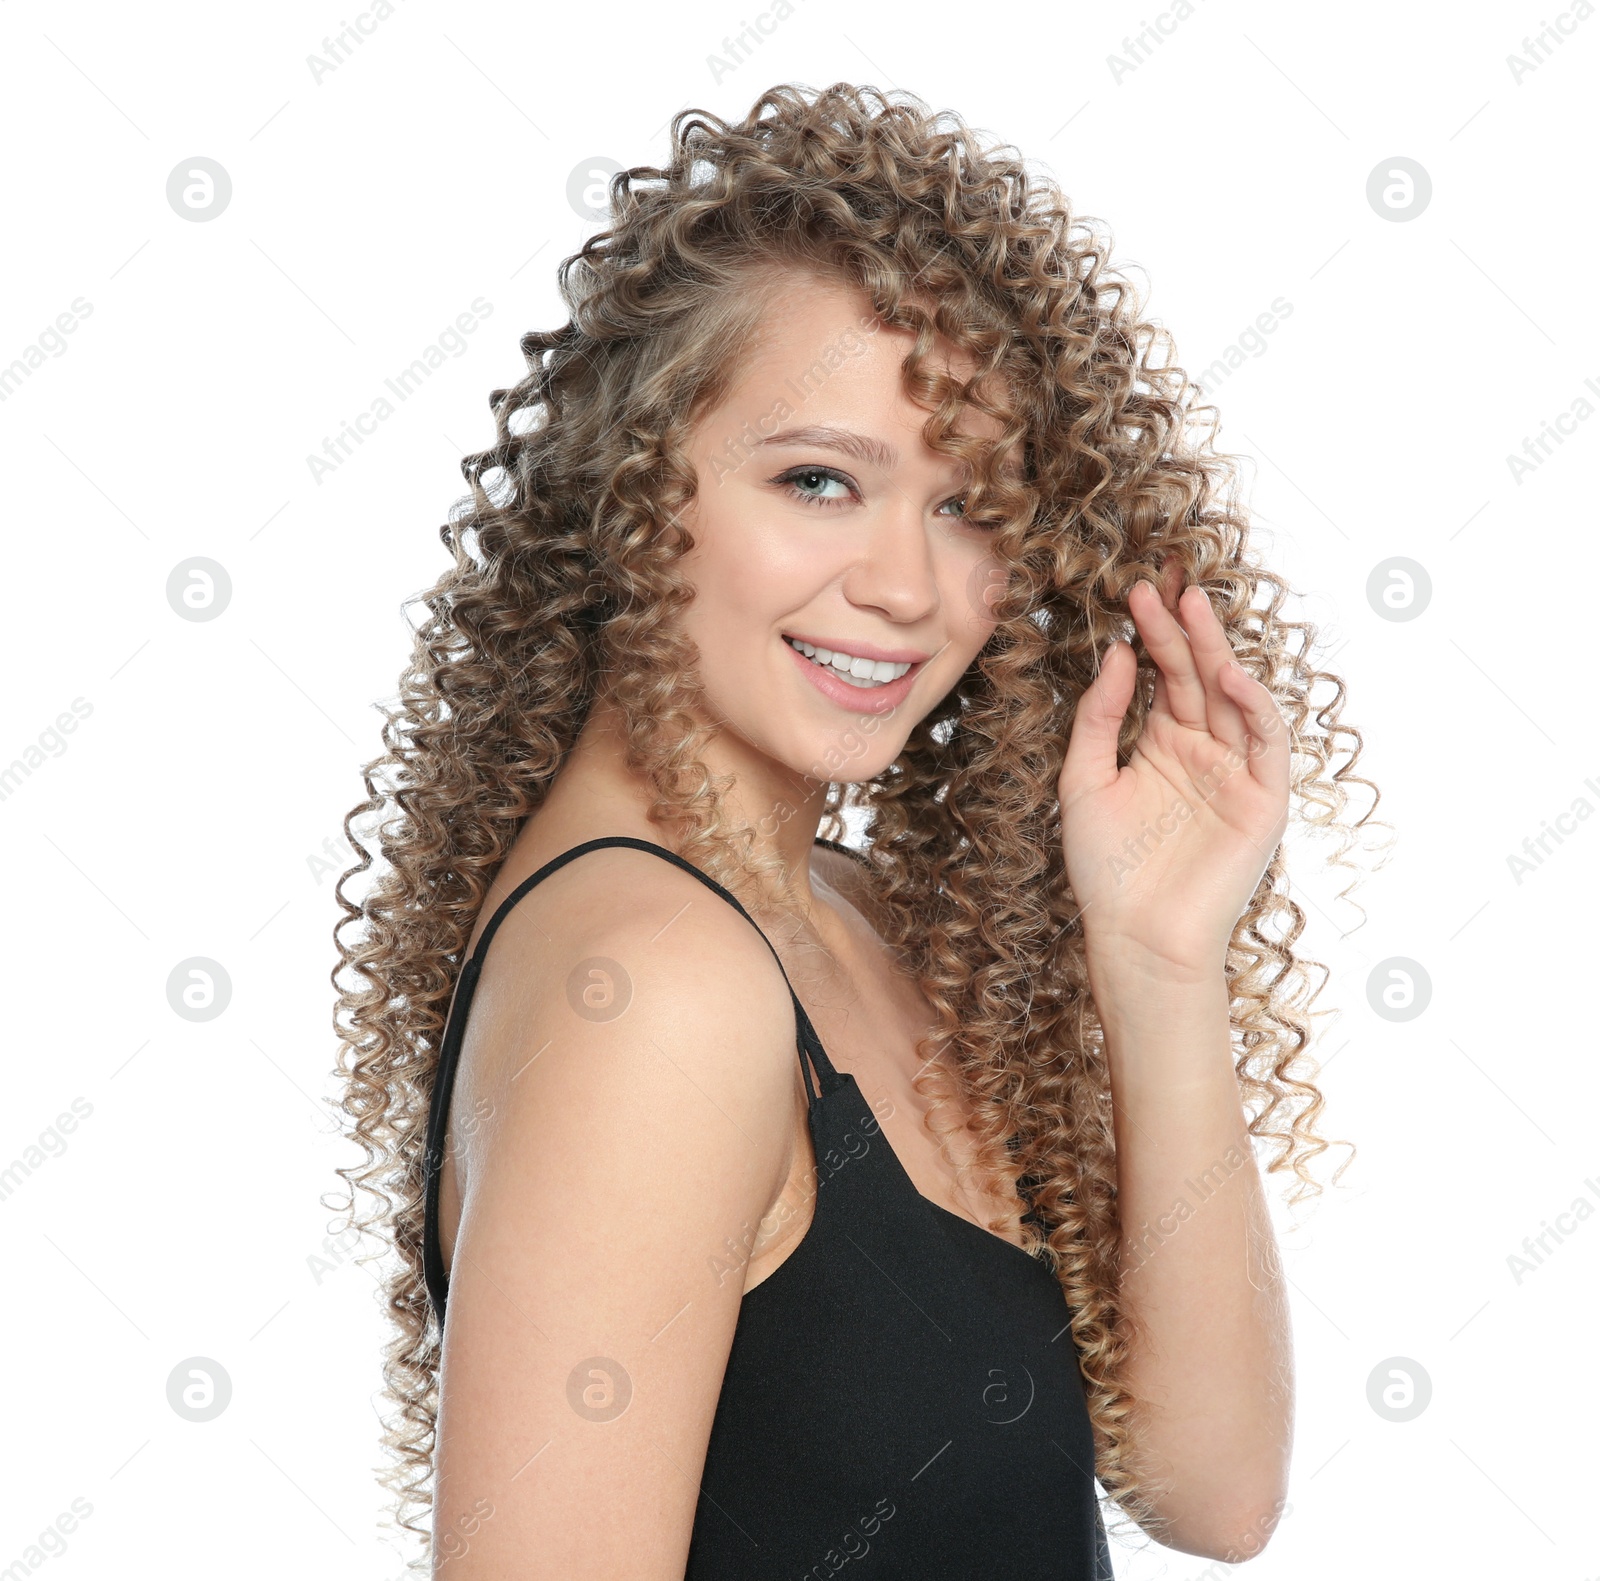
[[710, 270, 1011, 453]]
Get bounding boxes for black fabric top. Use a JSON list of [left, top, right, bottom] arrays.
[[422, 835, 1113, 1579]]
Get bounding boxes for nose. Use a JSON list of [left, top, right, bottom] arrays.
[[838, 493, 942, 626]]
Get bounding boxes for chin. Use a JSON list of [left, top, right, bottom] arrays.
[[784, 717, 911, 789], [707, 703, 904, 791]]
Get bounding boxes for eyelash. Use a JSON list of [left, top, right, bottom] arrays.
[[771, 464, 971, 520]]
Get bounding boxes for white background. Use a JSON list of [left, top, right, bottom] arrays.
[[2, 0, 1594, 1576]]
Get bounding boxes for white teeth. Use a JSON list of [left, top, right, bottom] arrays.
[[785, 636, 912, 687]]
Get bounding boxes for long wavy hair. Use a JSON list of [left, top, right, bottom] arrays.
[[329, 80, 1383, 1567]]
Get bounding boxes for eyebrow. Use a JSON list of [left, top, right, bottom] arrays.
[[757, 425, 899, 473], [756, 422, 1019, 484]]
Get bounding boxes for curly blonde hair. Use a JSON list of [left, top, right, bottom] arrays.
[[329, 80, 1382, 1568]]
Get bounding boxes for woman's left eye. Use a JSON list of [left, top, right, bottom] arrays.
[[772, 464, 968, 518]]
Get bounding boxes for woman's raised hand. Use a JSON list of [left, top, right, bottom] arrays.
[[1057, 559, 1292, 980]]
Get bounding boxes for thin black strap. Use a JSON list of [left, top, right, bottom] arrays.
[[421, 835, 848, 1321], [470, 836, 843, 1094], [812, 834, 869, 869]]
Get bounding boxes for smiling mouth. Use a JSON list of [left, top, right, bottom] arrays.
[[782, 635, 917, 689]]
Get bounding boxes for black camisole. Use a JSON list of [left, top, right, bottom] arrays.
[[422, 835, 1114, 1579]]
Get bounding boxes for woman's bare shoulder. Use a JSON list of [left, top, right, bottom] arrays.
[[433, 842, 804, 1572]]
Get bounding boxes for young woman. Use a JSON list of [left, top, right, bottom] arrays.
[[332, 82, 1373, 1579]]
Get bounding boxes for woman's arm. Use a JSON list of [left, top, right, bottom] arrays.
[[432, 853, 799, 1577], [1086, 949, 1291, 1562], [1057, 561, 1297, 1560]]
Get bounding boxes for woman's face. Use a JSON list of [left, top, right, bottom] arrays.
[[678, 273, 1007, 790]]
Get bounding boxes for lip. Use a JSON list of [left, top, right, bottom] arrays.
[[782, 635, 925, 715], [781, 631, 931, 665]]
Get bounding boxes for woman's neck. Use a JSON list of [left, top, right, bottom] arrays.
[[529, 694, 836, 916]]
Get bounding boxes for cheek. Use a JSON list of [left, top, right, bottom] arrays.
[[952, 544, 1007, 649], [688, 513, 826, 636]]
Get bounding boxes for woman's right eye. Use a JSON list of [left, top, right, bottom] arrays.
[[772, 465, 856, 508]]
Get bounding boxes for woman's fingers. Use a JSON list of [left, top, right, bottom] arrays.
[[1219, 660, 1292, 801], [1176, 584, 1252, 752], [1129, 579, 1208, 729], [1061, 638, 1134, 799], [1131, 578, 1249, 752], [1077, 574, 1283, 813]]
